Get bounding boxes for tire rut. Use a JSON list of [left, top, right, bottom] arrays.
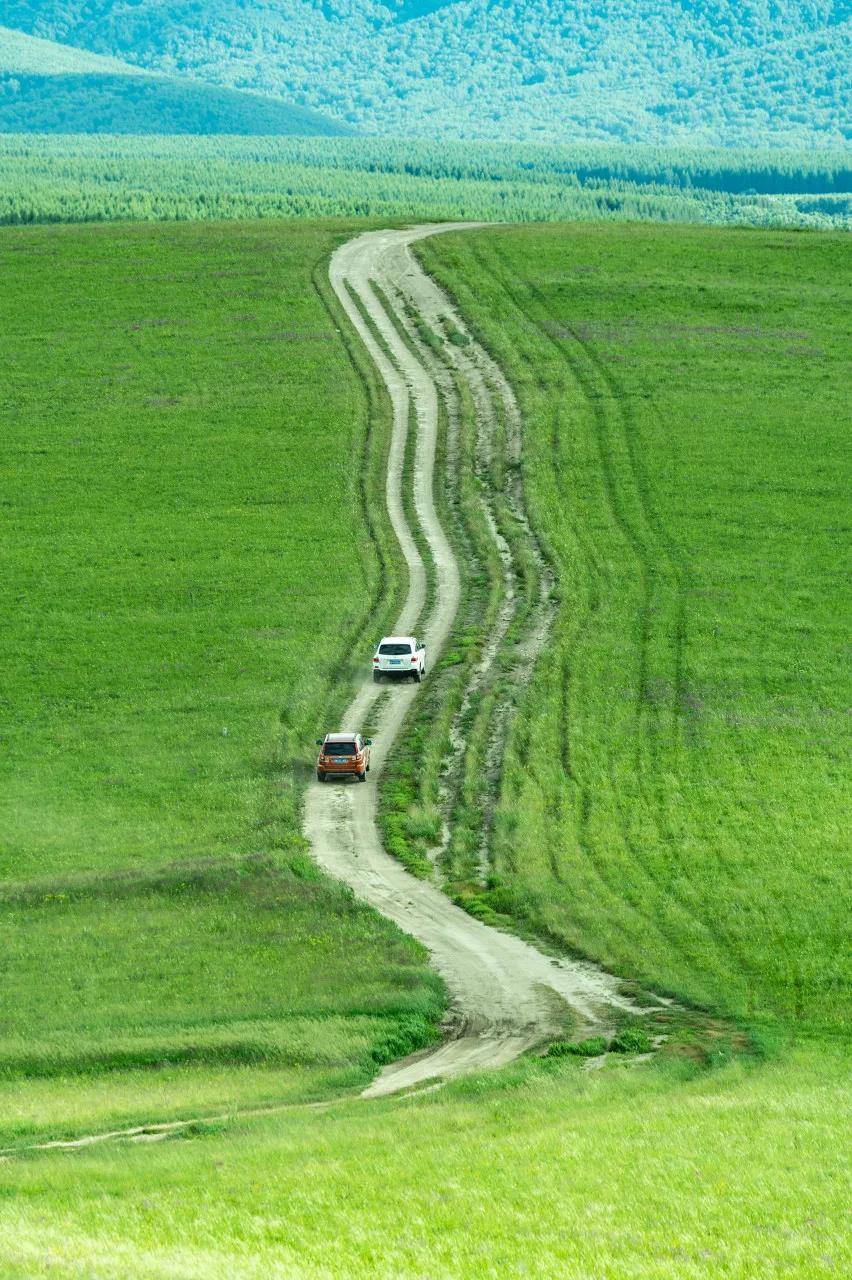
[[378, 262, 556, 888]]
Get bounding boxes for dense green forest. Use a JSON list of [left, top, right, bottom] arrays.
[[1, 136, 848, 229], [0, 72, 351, 134], [4, 1, 849, 146], [0, 25, 349, 134]]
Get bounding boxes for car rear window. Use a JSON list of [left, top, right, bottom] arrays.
[[379, 643, 412, 655], [324, 741, 356, 756]]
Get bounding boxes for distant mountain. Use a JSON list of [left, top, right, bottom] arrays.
[[0, 22, 138, 73], [0, 24, 353, 134], [0, 2, 848, 146]]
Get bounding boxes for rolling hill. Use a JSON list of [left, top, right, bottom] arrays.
[[0, 211, 848, 1279], [0, 24, 352, 133], [1, 0, 849, 145]]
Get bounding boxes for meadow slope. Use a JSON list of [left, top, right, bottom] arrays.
[[0, 218, 848, 1278], [0, 219, 443, 1143], [416, 222, 850, 1043], [1, 1045, 848, 1277]]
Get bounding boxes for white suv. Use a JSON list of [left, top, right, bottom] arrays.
[[373, 635, 427, 683]]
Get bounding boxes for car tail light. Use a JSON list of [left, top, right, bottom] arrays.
[[373, 656, 379, 663], [411, 655, 418, 662]]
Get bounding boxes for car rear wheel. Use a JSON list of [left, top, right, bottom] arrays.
[[373, 671, 381, 683], [412, 669, 422, 683], [358, 770, 367, 783], [317, 771, 326, 783]]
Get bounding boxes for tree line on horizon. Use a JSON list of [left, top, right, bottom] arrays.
[[0, 135, 848, 230]]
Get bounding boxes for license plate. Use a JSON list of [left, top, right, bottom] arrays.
[[390, 659, 401, 665]]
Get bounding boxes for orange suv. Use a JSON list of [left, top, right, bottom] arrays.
[[315, 732, 372, 783]]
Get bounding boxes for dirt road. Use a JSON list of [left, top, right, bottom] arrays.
[[305, 226, 637, 1096], [0, 225, 639, 1159]]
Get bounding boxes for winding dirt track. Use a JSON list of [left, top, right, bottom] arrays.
[[0, 225, 640, 1159], [306, 225, 636, 1097]]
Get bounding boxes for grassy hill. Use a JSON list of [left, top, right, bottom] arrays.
[[0, 219, 440, 1144], [2, 1048, 850, 1277], [2, 0, 849, 144], [0, 216, 848, 1276], [0, 25, 351, 133], [417, 222, 851, 1040]]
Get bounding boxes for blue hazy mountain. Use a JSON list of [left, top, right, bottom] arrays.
[[0, 24, 352, 134], [1, 1, 848, 144]]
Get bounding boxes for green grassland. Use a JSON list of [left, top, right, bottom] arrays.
[[417, 222, 850, 1043], [2, 220, 374, 882], [1, 1047, 849, 1278], [1, 216, 849, 1275], [0, 219, 442, 1142]]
